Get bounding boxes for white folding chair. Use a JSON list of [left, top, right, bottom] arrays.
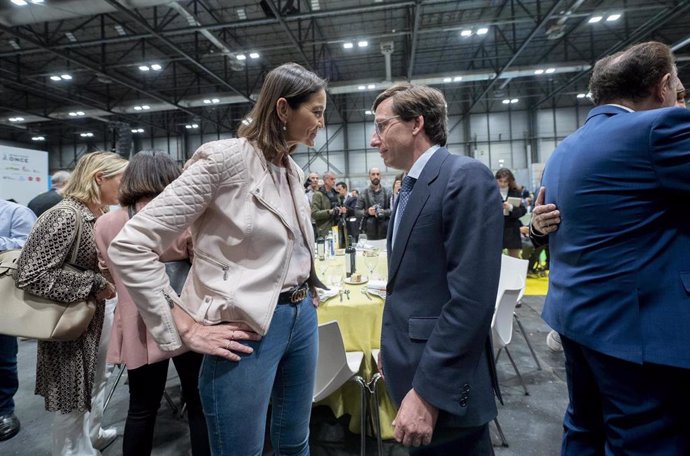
[[314, 321, 367, 456], [492, 255, 534, 395]]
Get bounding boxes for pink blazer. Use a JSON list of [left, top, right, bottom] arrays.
[[95, 204, 192, 369]]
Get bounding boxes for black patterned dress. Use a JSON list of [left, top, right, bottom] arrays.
[[14, 197, 108, 413]]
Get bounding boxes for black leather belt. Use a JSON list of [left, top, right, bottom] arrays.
[[277, 283, 309, 304]]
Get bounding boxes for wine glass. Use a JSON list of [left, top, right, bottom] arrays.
[[363, 248, 379, 280], [357, 233, 368, 250]]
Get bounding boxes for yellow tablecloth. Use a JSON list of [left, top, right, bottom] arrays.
[[315, 253, 397, 439]]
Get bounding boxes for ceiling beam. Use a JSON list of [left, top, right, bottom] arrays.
[[534, 0, 690, 108], [0, 23, 230, 131], [406, 1, 423, 80], [102, 0, 252, 103], [463, 0, 568, 115]]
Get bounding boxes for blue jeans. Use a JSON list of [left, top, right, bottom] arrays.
[[199, 295, 318, 456], [0, 334, 18, 415]]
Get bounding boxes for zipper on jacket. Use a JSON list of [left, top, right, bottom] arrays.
[[195, 250, 230, 281]]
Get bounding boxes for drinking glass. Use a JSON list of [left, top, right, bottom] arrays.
[[363, 248, 379, 280], [357, 233, 368, 249]]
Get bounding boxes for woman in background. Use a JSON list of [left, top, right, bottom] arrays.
[[15, 152, 127, 456], [94, 151, 209, 456], [495, 168, 527, 258], [108, 63, 327, 456]]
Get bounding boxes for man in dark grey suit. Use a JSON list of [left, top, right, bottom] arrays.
[[370, 83, 503, 455]]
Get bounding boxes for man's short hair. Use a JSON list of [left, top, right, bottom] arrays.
[[372, 83, 448, 146], [323, 171, 336, 179], [336, 181, 347, 190], [589, 41, 676, 105], [51, 170, 71, 188]]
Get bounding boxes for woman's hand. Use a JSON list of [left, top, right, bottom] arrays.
[[172, 306, 261, 361]]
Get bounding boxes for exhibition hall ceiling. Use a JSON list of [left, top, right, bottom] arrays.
[[0, 0, 688, 145]]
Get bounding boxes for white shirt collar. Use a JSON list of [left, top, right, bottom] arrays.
[[606, 103, 635, 113], [407, 145, 441, 179]]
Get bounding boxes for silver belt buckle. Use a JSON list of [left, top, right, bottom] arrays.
[[290, 286, 307, 303]]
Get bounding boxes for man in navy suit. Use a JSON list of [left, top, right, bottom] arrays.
[[539, 41, 690, 455], [370, 83, 503, 455]]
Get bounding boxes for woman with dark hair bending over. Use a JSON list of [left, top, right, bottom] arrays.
[[94, 151, 209, 456], [108, 63, 327, 456]]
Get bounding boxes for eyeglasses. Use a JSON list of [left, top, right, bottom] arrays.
[[677, 89, 687, 105], [374, 115, 401, 137]]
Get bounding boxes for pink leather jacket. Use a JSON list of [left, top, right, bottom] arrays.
[[108, 138, 323, 351]]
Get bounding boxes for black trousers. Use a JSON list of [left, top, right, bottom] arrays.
[[409, 423, 493, 456], [124, 351, 210, 456], [561, 335, 690, 456]]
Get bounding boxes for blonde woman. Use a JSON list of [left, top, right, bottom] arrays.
[[15, 151, 127, 456]]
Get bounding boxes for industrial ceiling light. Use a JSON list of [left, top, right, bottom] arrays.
[[545, 68, 555, 74], [453, 76, 462, 82], [364, 110, 373, 115], [236, 8, 247, 20], [9, 117, 24, 122], [460, 30, 473, 37], [502, 99, 510, 105], [139, 65, 150, 72], [358, 85, 366, 90], [65, 32, 77, 42], [443, 77, 452, 83], [8, 40, 21, 50], [511, 98, 519, 104], [114, 25, 127, 36], [343, 42, 354, 49], [534, 69, 545, 75], [606, 13, 621, 22], [203, 98, 221, 104], [50, 75, 62, 81], [133, 105, 150, 111], [185, 123, 199, 129], [60, 74, 72, 80], [249, 52, 260, 59], [588, 16, 603, 23], [150, 64, 162, 71], [10, 0, 28, 6], [367, 84, 375, 89], [80, 132, 94, 137], [32, 136, 45, 141], [577, 93, 587, 98], [68, 111, 85, 117], [476, 27, 489, 35], [358, 41, 368, 48], [236, 54, 247, 61], [131, 128, 145, 134]]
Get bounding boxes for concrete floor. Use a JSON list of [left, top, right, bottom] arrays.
[[0, 295, 567, 455]]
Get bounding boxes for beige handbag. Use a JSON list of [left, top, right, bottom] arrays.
[[0, 208, 97, 341]]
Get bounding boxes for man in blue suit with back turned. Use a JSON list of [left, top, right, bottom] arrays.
[[370, 83, 503, 455], [539, 41, 690, 455]]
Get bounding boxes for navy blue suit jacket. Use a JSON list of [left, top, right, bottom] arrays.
[[382, 148, 503, 428], [542, 105, 690, 369]]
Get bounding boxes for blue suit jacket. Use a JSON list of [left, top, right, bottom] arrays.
[[382, 148, 503, 428], [542, 105, 690, 369]]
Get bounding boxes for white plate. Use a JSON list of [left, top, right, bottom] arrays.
[[367, 288, 386, 299]]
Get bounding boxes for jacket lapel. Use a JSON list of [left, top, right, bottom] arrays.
[[387, 148, 448, 287]]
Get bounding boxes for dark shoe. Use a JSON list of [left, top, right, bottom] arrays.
[[0, 413, 20, 441]]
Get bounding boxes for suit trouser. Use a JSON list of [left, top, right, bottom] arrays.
[[560, 335, 690, 456], [0, 335, 18, 416], [51, 298, 115, 456], [409, 423, 492, 456]]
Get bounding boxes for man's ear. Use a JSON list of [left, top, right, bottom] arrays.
[[412, 115, 425, 136], [655, 73, 673, 104], [276, 98, 290, 123]]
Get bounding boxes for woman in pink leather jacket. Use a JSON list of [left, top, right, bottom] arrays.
[[108, 63, 327, 456]]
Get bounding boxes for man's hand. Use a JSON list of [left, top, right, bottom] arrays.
[[392, 388, 438, 447], [531, 187, 560, 235], [367, 206, 376, 216]]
